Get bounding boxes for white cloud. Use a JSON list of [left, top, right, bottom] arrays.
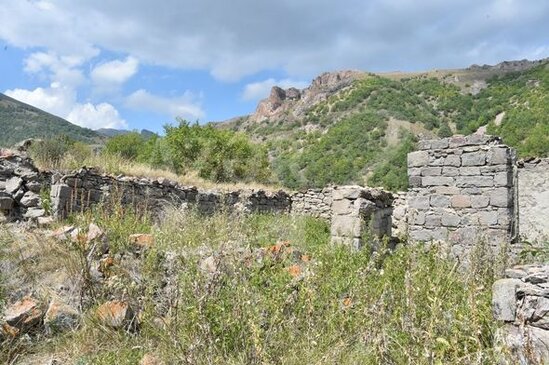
[[125, 89, 204, 121], [91, 56, 139, 86], [67, 103, 127, 129], [0, 1, 547, 81], [5, 83, 74, 117], [5, 84, 127, 130], [23, 51, 87, 87], [241, 78, 309, 101]]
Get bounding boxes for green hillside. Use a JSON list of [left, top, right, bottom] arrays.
[[231, 60, 549, 191], [0, 93, 101, 147]]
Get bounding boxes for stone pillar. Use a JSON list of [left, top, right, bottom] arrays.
[[406, 135, 516, 257], [330, 186, 393, 249]]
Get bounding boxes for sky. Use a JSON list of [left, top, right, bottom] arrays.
[[0, 0, 548, 134]]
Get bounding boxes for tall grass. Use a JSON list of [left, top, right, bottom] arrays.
[[9, 206, 505, 364]]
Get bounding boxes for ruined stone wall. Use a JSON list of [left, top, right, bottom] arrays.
[[290, 187, 333, 220], [517, 158, 549, 243], [406, 135, 517, 257], [0, 152, 51, 221], [50, 168, 292, 219], [493, 265, 549, 364], [330, 186, 393, 248]]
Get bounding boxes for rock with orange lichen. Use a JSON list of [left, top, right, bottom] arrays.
[[96, 300, 136, 330], [129, 233, 155, 250], [3, 295, 43, 333]]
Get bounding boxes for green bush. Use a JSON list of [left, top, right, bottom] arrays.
[[104, 132, 146, 160]]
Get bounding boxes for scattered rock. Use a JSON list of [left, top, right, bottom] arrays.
[[86, 223, 104, 243], [44, 298, 80, 334], [4, 296, 43, 333], [139, 353, 164, 365], [199, 255, 217, 274], [50, 225, 76, 240], [129, 233, 155, 250], [96, 300, 135, 329]]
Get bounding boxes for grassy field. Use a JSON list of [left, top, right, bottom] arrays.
[[0, 202, 513, 364]]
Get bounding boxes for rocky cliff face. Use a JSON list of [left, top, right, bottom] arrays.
[[249, 70, 363, 123]]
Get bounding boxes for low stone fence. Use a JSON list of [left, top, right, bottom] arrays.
[[0, 152, 394, 247], [493, 265, 549, 364]]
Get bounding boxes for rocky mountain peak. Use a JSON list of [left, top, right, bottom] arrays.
[[250, 70, 363, 123]]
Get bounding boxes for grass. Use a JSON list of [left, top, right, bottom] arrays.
[[28, 147, 282, 192], [0, 203, 511, 364]]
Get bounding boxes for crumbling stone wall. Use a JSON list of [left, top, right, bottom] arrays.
[[291, 187, 333, 220], [50, 168, 292, 219], [517, 158, 549, 243], [406, 135, 517, 257], [0, 152, 51, 221], [330, 186, 393, 248], [493, 265, 549, 364]]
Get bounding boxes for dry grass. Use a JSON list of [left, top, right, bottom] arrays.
[[35, 151, 283, 192]]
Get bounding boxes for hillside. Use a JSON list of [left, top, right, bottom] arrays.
[[222, 58, 549, 190], [0, 93, 102, 147]]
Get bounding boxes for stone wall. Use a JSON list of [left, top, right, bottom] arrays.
[[50, 168, 292, 219], [291, 187, 333, 220], [517, 158, 549, 243], [406, 135, 517, 257], [47, 169, 393, 247], [0, 152, 51, 221], [493, 265, 549, 364], [330, 186, 393, 248]]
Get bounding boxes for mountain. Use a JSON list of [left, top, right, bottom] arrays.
[[221, 58, 549, 190], [0, 93, 102, 147]]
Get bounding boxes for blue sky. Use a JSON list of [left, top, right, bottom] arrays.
[[1, 0, 548, 134]]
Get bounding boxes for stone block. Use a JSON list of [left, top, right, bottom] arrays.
[[421, 167, 442, 176], [422, 176, 454, 187], [471, 195, 490, 208], [5, 177, 22, 194], [448, 135, 467, 148], [459, 167, 481, 176], [478, 211, 498, 226], [451, 195, 471, 208], [408, 151, 429, 167], [450, 227, 479, 244], [19, 191, 40, 208], [431, 139, 449, 149], [434, 186, 461, 195], [409, 228, 434, 242], [444, 155, 461, 167], [331, 215, 362, 238], [431, 227, 448, 241], [490, 188, 511, 207], [408, 196, 430, 210], [441, 212, 461, 227], [408, 168, 421, 176], [486, 147, 509, 165], [332, 199, 355, 215], [492, 278, 522, 321], [409, 176, 422, 188], [494, 172, 512, 187], [425, 214, 441, 228], [442, 167, 459, 176], [332, 186, 362, 200], [461, 152, 486, 166], [430, 195, 450, 208], [455, 176, 493, 188]]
